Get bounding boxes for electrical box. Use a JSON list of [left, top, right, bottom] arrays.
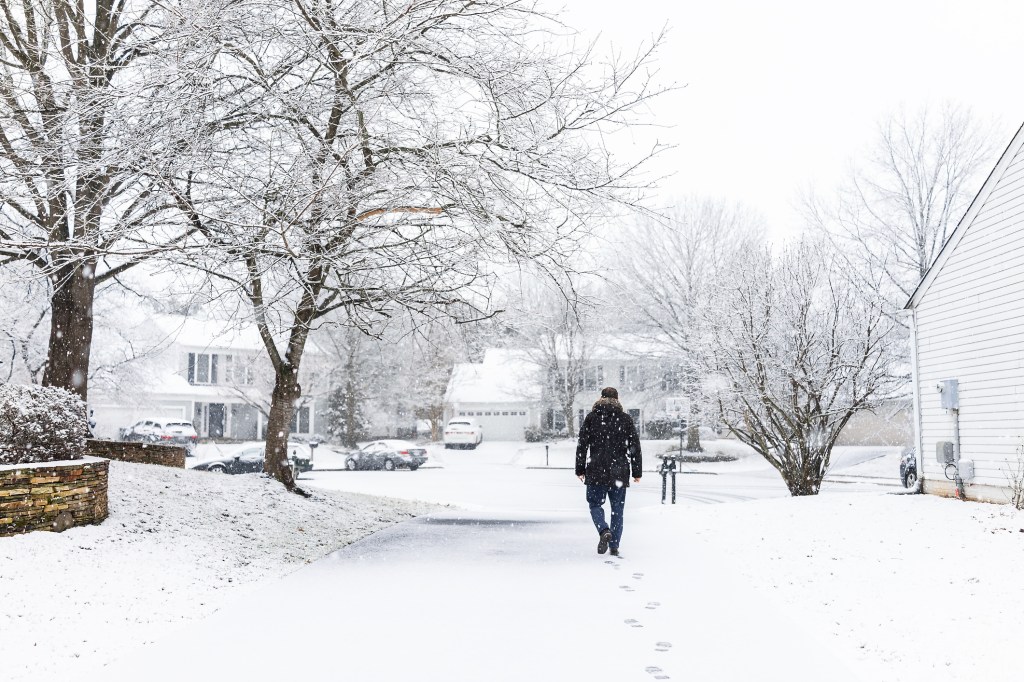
[[935, 441, 956, 464], [938, 379, 960, 410], [958, 459, 975, 482]]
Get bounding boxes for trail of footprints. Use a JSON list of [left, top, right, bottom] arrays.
[[607, 567, 673, 679]]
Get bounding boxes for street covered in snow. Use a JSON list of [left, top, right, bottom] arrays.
[[3, 440, 1020, 682]]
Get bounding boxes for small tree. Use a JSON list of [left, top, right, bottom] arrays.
[[705, 238, 901, 496], [0, 384, 88, 464], [614, 197, 764, 451], [1006, 442, 1024, 511], [323, 384, 370, 448]]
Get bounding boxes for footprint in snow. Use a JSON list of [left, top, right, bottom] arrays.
[[655, 641, 672, 652], [624, 618, 644, 628], [633, 572, 644, 579], [619, 585, 635, 592], [645, 665, 670, 679], [645, 601, 660, 610]]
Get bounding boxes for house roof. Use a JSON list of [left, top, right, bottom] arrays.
[[444, 349, 541, 404], [150, 315, 326, 355], [906, 120, 1024, 310], [151, 316, 266, 352]]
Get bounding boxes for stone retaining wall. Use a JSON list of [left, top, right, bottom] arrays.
[[86, 440, 186, 468], [0, 457, 109, 536]]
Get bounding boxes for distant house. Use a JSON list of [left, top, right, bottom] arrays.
[[90, 316, 324, 442], [444, 349, 540, 440], [906, 121, 1024, 502], [444, 341, 686, 440]]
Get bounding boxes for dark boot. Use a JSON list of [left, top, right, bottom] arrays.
[[597, 529, 612, 554], [610, 547, 620, 557]]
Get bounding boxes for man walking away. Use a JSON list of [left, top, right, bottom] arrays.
[[575, 387, 642, 556]]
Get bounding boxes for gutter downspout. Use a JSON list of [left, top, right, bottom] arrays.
[[907, 308, 925, 493]]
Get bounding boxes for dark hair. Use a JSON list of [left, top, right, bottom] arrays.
[[600, 387, 619, 399]]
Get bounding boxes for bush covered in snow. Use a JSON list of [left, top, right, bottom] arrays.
[[0, 383, 88, 465]]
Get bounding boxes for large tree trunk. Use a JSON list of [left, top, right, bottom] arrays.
[[264, 364, 307, 495], [42, 261, 97, 401]]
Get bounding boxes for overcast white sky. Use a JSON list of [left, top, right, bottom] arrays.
[[561, 0, 1024, 241]]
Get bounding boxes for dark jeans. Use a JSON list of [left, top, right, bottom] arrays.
[[586, 484, 627, 549]]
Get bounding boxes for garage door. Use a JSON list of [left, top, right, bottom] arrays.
[[474, 409, 529, 441]]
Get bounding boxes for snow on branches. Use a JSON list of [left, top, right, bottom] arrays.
[[704, 238, 903, 496]]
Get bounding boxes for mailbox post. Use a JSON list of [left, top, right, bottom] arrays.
[[659, 454, 678, 504]]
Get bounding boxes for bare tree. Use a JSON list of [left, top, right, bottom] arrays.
[[511, 277, 594, 436], [705, 238, 902, 496], [806, 104, 995, 309], [0, 0, 214, 399], [615, 197, 763, 450], [173, 0, 666, 490]]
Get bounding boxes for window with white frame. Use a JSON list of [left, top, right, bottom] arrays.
[[583, 365, 604, 391], [188, 353, 218, 385]]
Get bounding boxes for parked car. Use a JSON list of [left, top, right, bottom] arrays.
[[900, 447, 918, 488], [191, 443, 315, 477], [344, 440, 428, 471], [122, 418, 198, 454], [443, 418, 483, 449]]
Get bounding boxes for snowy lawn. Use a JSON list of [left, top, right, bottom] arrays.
[[666, 492, 1024, 681], [0, 461, 438, 682]]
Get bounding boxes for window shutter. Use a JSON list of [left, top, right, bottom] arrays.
[[211, 354, 219, 384], [187, 353, 195, 384]]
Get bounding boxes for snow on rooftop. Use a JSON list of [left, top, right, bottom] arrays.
[[445, 349, 541, 404], [150, 315, 266, 352]]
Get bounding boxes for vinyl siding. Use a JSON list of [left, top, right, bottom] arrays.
[[915, 140, 1024, 494]]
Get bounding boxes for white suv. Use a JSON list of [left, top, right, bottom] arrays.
[[443, 418, 483, 450], [123, 418, 199, 455]]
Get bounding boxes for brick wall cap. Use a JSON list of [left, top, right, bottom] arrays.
[[0, 456, 107, 472]]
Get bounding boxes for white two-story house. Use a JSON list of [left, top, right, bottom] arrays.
[[90, 316, 322, 442]]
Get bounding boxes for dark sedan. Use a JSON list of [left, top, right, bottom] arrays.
[[191, 444, 314, 477], [344, 440, 428, 471]]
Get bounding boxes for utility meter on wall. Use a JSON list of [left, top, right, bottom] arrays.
[[937, 379, 959, 410]]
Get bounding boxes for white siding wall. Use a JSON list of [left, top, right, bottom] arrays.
[[915, 143, 1024, 492]]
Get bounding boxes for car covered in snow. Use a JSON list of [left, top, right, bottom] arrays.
[[191, 443, 315, 478], [443, 418, 483, 449], [344, 440, 428, 471], [122, 418, 199, 454]]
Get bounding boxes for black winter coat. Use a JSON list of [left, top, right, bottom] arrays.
[[575, 398, 643, 487]]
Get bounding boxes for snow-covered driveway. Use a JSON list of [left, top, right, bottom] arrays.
[[93, 506, 863, 682], [90, 443, 880, 682]]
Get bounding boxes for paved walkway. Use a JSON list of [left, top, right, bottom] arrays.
[[91, 505, 865, 682]]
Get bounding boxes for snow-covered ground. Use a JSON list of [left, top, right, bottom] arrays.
[[0, 461, 437, 682], [88, 481, 1024, 682], [7, 440, 1016, 682]]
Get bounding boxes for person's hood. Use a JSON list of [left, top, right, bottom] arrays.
[[592, 397, 623, 412]]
